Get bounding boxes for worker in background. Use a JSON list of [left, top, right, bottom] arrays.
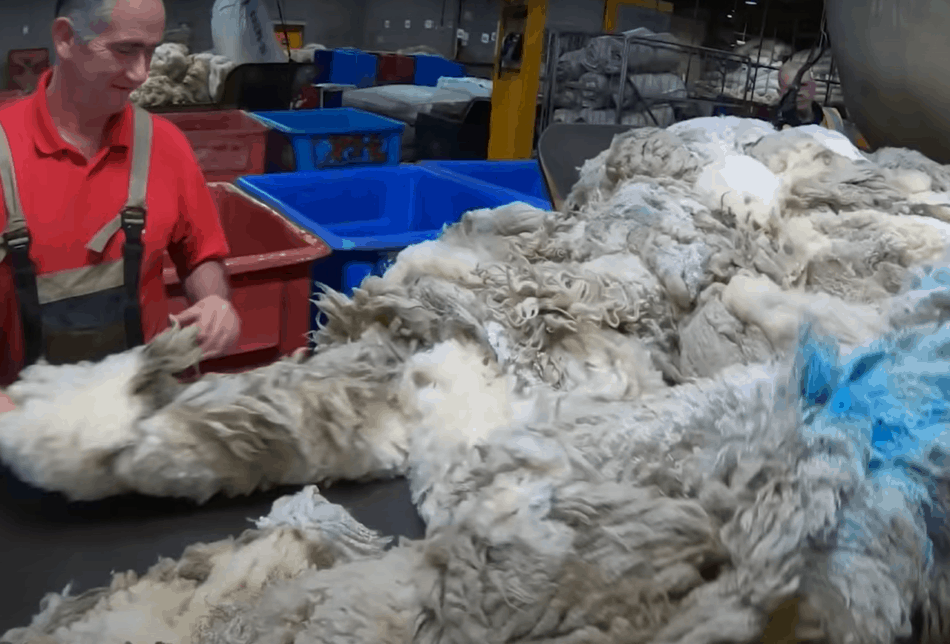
[[0, 0, 241, 414], [776, 58, 872, 152]]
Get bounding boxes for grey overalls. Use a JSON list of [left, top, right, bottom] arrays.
[[0, 106, 153, 366]]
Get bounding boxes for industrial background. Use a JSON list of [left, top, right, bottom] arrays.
[[0, 0, 828, 85], [6, 0, 950, 640]]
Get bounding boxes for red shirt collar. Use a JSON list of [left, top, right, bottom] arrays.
[[29, 68, 133, 156]]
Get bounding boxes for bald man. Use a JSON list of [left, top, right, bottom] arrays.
[[777, 58, 871, 151], [0, 0, 241, 413]]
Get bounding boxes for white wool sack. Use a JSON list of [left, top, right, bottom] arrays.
[[211, 0, 286, 66]]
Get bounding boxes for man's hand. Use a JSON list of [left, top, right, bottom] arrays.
[[169, 294, 242, 359], [0, 391, 15, 415]]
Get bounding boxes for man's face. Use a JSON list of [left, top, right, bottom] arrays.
[[61, 0, 165, 113]]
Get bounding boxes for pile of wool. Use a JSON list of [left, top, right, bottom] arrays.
[[11, 264, 950, 643], [8, 115, 950, 641], [0, 324, 412, 503], [558, 117, 950, 378], [7, 116, 950, 504], [130, 43, 234, 107], [1, 486, 394, 644], [0, 307, 539, 506]]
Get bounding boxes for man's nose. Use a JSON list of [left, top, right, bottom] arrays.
[[127, 53, 150, 85]]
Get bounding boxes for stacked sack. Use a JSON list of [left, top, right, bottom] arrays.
[[695, 38, 791, 104], [553, 27, 686, 127], [129, 41, 328, 108], [786, 48, 845, 105]]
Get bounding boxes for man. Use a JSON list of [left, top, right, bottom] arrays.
[[0, 0, 241, 414], [776, 58, 872, 151]]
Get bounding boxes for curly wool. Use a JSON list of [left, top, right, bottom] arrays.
[[7, 117, 950, 644], [1, 486, 392, 644], [0, 326, 413, 502], [130, 43, 234, 107]]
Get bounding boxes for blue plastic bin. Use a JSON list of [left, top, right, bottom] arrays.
[[235, 165, 549, 333], [313, 48, 377, 88], [419, 160, 553, 208], [251, 108, 405, 172], [410, 54, 465, 86]]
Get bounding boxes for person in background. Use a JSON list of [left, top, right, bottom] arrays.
[[0, 0, 241, 414], [777, 58, 872, 152]]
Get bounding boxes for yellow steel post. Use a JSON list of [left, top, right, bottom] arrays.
[[603, 0, 620, 32], [487, 0, 547, 160]]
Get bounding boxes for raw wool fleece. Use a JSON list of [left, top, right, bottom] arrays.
[[22, 285, 950, 644], [559, 117, 950, 379], [8, 115, 950, 641], [130, 43, 237, 107], [0, 118, 947, 485], [0, 324, 418, 503], [1, 486, 394, 644], [4, 116, 950, 501]]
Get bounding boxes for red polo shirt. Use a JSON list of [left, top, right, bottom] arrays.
[[0, 69, 230, 386]]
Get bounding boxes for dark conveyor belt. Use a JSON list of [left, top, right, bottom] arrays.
[[0, 464, 426, 633], [537, 124, 633, 210]]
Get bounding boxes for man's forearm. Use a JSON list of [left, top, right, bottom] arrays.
[[183, 260, 230, 304]]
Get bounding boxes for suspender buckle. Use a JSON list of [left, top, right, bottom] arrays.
[[120, 206, 146, 228], [2, 228, 31, 252]]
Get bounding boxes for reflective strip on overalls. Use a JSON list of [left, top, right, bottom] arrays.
[[0, 107, 153, 366], [821, 106, 874, 152], [820, 106, 846, 134]]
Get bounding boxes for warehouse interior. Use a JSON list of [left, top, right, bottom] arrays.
[[0, 0, 828, 83], [5, 0, 950, 642]]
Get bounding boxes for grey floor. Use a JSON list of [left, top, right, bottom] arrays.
[[0, 465, 425, 633]]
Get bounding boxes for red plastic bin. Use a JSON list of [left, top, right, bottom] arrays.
[[374, 52, 416, 85], [161, 110, 268, 183], [163, 182, 331, 374]]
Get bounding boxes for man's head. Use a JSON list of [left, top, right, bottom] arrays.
[[779, 59, 818, 111], [52, 0, 165, 115]]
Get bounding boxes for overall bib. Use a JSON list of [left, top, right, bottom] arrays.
[[0, 107, 153, 366]]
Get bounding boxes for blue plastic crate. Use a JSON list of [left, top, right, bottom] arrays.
[[419, 160, 553, 208], [251, 108, 405, 171], [312, 48, 377, 88], [410, 54, 465, 87], [235, 166, 549, 331]]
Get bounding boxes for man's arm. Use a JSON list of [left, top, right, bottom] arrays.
[[0, 391, 13, 414], [160, 122, 240, 358], [183, 259, 230, 303], [170, 259, 241, 359]]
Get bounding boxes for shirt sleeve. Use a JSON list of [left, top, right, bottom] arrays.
[[164, 126, 231, 277]]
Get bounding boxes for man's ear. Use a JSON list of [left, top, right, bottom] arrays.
[[51, 17, 78, 61]]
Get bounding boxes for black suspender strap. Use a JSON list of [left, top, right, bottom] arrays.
[[120, 107, 153, 348]]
